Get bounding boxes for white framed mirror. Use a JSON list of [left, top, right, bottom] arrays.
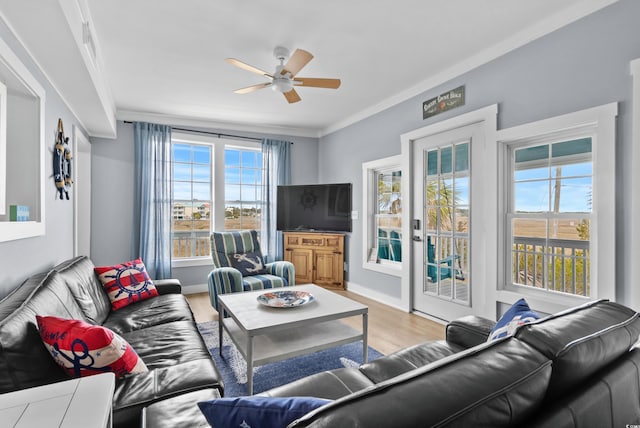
[[0, 36, 46, 242], [0, 80, 6, 216]]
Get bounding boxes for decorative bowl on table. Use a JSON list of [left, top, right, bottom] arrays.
[[257, 290, 315, 308]]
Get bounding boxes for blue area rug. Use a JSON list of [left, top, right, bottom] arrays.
[[197, 321, 383, 397]]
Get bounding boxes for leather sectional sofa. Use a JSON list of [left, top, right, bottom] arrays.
[[141, 298, 640, 427], [262, 299, 640, 427], [0, 256, 222, 428], [3, 255, 640, 427]]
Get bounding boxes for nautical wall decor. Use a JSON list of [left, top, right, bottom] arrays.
[[423, 85, 466, 120], [53, 118, 72, 200]]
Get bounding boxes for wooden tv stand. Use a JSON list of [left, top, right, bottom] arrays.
[[283, 231, 345, 289]]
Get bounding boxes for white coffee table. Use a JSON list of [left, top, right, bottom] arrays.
[[217, 284, 369, 395]]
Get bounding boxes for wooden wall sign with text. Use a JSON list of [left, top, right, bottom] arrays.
[[423, 85, 465, 119]]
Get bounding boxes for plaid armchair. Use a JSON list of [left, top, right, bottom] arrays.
[[207, 229, 295, 310]]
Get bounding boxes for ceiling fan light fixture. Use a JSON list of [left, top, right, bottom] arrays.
[[271, 77, 293, 93], [227, 46, 340, 103]]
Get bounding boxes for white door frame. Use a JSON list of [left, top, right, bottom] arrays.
[[73, 125, 91, 257], [400, 105, 498, 320], [630, 58, 640, 311]]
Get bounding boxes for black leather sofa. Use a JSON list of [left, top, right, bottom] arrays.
[[0, 255, 222, 428], [140, 298, 640, 427], [260, 299, 640, 427]]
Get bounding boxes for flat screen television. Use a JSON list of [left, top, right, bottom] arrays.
[[277, 183, 352, 232]]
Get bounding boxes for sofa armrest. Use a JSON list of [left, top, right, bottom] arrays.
[[446, 315, 495, 349], [154, 278, 182, 295], [260, 368, 374, 400], [266, 261, 296, 286], [208, 268, 244, 311]]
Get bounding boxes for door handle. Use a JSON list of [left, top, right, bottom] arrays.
[[412, 235, 422, 242]]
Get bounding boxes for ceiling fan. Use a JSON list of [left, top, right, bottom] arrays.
[[225, 46, 341, 104]]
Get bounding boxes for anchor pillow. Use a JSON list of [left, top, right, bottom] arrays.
[[36, 315, 147, 379], [94, 258, 159, 310], [229, 251, 268, 276]]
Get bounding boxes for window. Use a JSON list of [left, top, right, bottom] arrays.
[[224, 148, 262, 231], [170, 133, 263, 265], [376, 168, 402, 262], [363, 155, 403, 276], [508, 138, 591, 296], [172, 142, 212, 259], [498, 103, 617, 307]]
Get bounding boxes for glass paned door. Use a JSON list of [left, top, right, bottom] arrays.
[[424, 143, 469, 302], [413, 122, 485, 321]]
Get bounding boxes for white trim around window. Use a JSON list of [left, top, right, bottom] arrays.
[[362, 155, 403, 277], [170, 131, 261, 268], [496, 103, 617, 314]]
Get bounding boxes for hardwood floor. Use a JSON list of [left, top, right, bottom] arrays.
[[185, 289, 446, 356]]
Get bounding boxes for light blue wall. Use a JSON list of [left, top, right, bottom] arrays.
[[320, 0, 640, 305], [1, 1, 638, 305], [0, 18, 88, 299], [90, 121, 319, 290]]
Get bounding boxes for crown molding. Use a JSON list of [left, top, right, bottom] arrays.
[[116, 110, 321, 139], [320, 0, 619, 137]]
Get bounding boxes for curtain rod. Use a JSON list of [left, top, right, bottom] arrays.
[[123, 121, 263, 142]]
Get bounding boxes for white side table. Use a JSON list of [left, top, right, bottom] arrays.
[[0, 373, 115, 428]]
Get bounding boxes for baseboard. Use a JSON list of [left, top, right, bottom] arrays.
[[411, 309, 448, 326], [182, 283, 208, 295], [345, 281, 406, 312], [182, 281, 408, 315]]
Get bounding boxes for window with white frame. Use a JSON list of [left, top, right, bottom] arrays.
[[170, 133, 263, 265], [498, 103, 617, 306], [224, 148, 263, 231], [172, 142, 212, 260], [508, 138, 592, 296], [363, 155, 403, 276]]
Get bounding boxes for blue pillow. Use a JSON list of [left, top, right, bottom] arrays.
[[198, 396, 330, 428], [488, 298, 540, 341], [230, 251, 268, 276]]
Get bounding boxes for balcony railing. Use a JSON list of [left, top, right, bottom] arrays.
[[173, 230, 211, 258], [512, 236, 590, 296]]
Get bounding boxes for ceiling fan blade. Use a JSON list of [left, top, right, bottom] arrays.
[[283, 89, 302, 103], [234, 82, 271, 94], [225, 58, 273, 78], [281, 49, 313, 77], [294, 77, 341, 89]]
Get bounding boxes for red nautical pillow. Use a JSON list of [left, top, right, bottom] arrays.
[[36, 315, 147, 379], [94, 258, 158, 310]]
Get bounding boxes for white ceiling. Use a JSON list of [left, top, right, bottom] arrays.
[[0, 0, 619, 138]]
